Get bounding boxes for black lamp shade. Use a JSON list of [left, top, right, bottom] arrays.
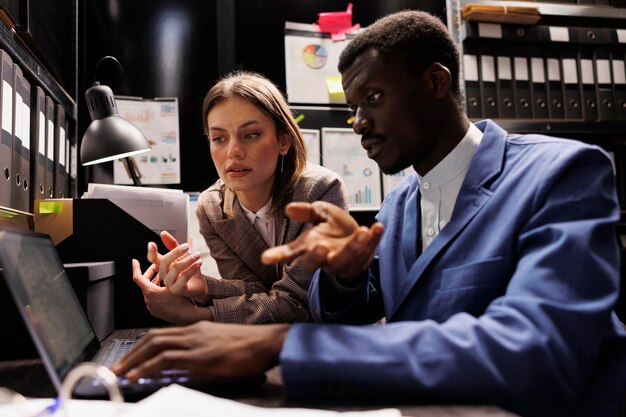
[[80, 82, 151, 166]]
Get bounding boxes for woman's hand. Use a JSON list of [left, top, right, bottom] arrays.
[[131, 259, 212, 324], [147, 231, 209, 304]]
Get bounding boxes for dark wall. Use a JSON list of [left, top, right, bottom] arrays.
[[232, 0, 447, 94], [78, 0, 445, 194], [79, 0, 219, 193]]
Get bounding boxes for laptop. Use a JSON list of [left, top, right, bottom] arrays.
[[0, 227, 264, 400]]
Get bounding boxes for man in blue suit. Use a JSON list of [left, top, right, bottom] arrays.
[[114, 10, 626, 417]]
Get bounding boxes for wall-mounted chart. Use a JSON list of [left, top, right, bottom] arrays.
[[302, 44, 328, 69], [321, 127, 381, 210]]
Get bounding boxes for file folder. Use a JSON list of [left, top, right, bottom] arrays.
[[10, 65, 30, 212], [572, 27, 611, 45], [529, 46, 549, 119], [463, 43, 482, 119], [496, 45, 515, 119], [561, 46, 583, 120], [512, 45, 532, 119], [44, 95, 55, 198], [578, 45, 598, 121], [31, 86, 46, 202], [0, 49, 13, 208], [54, 104, 67, 198], [595, 46, 616, 121], [545, 47, 565, 119], [501, 23, 540, 43], [479, 43, 499, 118], [610, 46, 626, 121]]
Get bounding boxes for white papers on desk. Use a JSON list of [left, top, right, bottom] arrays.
[[84, 183, 189, 243], [126, 384, 401, 417], [0, 397, 132, 417], [0, 386, 400, 417]]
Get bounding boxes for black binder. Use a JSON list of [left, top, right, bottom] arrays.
[[545, 47, 565, 119], [610, 46, 626, 121], [31, 86, 46, 203], [54, 104, 67, 198], [44, 95, 55, 198], [495, 45, 515, 119], [572, 27, 611, 45], [10, 64, 30, 212], [0, 50, 13, 208], [512, 45, 532, 119], [578, 45, 598, 121], [561, 45, 583, 120], [463, 43, 482, 119], [529, 46, 550, 119], [478, 43, 499, 118], [595, 46, 616, 121]]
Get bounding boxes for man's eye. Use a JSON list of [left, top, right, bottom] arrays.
[[367, 93, 381, 104]]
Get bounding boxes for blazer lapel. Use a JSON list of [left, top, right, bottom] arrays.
[[401, 186, 420, 272], [210, 188, 277, 279], [389, 120, 508, 317]]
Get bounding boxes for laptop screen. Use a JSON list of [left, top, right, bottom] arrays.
[[0, 228, 98, 388]]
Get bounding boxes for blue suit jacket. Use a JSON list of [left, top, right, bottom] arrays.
[[281, 121, 626, 417]]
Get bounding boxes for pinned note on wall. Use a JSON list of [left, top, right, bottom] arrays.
[[314, 3, 360, 41]]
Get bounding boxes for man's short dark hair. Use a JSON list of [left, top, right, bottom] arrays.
[[338, 10, 462, 106]]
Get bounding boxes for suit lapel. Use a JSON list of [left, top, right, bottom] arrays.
[[211, 188, 277, 279], [389, 121, 508, 317], [401, 186, 420, 272]]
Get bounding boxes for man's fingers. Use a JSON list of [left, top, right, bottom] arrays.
[[298, 244, 330, 273], [285, 201, 344, 224], [261, 240, 306, 265], [112, 328, 189, 376], [328, 223, 385, 277]]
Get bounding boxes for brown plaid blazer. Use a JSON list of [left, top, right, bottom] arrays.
[[196, 163, 348, 324]]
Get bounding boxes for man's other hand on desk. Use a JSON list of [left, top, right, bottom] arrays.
[[111, 322, 289, 380]]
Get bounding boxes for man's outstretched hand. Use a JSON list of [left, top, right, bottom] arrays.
[[261, 201, 384, 280]]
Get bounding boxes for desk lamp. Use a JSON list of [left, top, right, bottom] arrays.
[[80, 56, 150, 185]]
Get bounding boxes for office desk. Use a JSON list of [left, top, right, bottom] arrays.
[[0, 329, 519, 417]]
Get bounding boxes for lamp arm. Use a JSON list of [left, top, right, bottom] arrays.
[[121, 157, 142, 186]]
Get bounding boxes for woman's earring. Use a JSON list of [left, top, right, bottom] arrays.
[[280, 154, 285, 173]]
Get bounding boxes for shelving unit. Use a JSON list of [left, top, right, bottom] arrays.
[[446, 0, 626, 319]]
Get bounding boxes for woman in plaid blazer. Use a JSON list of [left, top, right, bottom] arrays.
[[132, 71, 348, 324]]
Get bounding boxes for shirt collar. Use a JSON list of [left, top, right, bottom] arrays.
[[241, 198, 273, 224], [418, 123, 483, 190]]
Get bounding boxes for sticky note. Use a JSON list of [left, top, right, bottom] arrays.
[[326, 75, 345, 102], [39, 201, 62, 214]]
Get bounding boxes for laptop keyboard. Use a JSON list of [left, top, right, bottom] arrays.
[[92, 338, 191, 388]]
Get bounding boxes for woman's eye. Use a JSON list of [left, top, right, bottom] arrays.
[[211, 137, 225, 143], [244, 132, 261, 139], [367, 92, 381, 104]]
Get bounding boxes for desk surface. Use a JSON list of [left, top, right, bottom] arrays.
[[0, 329, 519, 417]]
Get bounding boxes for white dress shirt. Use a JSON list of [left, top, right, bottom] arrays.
[[241, 198, 276, 247], [417, 123, 483, 251]]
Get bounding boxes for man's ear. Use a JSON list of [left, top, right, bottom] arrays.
[[429, 62, 452, 98]]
